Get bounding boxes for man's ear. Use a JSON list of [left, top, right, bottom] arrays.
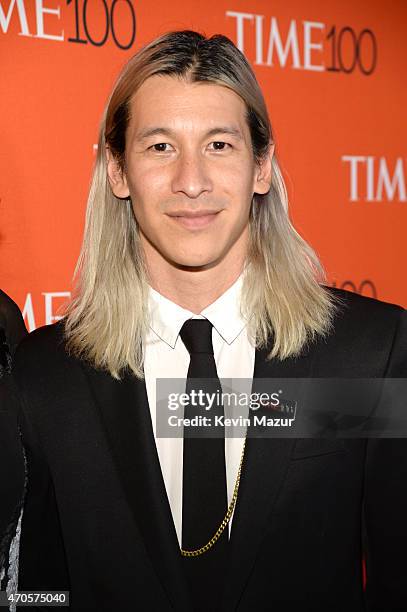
[[253, 143, 275, 195], [106, 147, 130, 199]]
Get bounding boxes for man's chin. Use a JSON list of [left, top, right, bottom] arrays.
[[165, 251, 225, 272], [170, 258, 222, 272]]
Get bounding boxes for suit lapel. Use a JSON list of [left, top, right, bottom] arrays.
[[221, 343, 315, 610], [82, 363, 190, 611]]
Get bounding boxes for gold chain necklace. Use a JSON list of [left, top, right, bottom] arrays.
[[180, 436, 247, 557]]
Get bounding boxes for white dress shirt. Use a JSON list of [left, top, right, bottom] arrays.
[[143, 275, 255, 545]]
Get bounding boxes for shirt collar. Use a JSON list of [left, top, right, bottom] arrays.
[[147, 275, 248, 349]]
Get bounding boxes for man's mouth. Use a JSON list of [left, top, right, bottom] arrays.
[[166, 209, 221, 230]]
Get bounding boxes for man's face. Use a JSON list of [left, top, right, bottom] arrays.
[[108, 74, 272, 270]]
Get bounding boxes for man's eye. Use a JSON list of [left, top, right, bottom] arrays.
[[151, 143, 171, 152], [209, 141, 230, 151]]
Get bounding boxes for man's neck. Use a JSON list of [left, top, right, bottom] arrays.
[[150, 269, 243, 314], [144, 246, 246, 314]]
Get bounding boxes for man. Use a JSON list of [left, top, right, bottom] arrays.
[[13, 31, 407, 611]]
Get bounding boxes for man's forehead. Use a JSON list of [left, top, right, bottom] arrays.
[[128, 74, 249, 136]]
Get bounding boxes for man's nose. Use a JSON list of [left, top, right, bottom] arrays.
[[171, 150, 213, 199]]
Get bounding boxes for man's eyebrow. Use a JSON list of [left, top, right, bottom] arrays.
[[135, 127, 174, 141], [135, 126, 244, 141], [205, 126, 243, 140]]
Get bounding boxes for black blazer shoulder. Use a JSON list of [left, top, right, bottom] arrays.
[[328, 285, 404, 326], [315, 287, 407, 376], [0, 289, 27, 357], [13, 321, 86, 422], [15, 319, 66, 370]]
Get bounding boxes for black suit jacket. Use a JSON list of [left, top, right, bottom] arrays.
[[12, 288, 407, 611]]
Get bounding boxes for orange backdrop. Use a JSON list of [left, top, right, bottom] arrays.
[[1, 0, 406, 330]]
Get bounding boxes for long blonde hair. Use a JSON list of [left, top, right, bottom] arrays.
[[64, 30, 338, 379]]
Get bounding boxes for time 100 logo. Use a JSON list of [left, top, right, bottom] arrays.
[[0, 0, 136, 49], [67, 0, 136, 49]]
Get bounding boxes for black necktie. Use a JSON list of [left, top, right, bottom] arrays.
[[180, 319, 228, 608]]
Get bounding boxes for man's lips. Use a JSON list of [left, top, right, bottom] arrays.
[[166, 209, 221, 229]]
